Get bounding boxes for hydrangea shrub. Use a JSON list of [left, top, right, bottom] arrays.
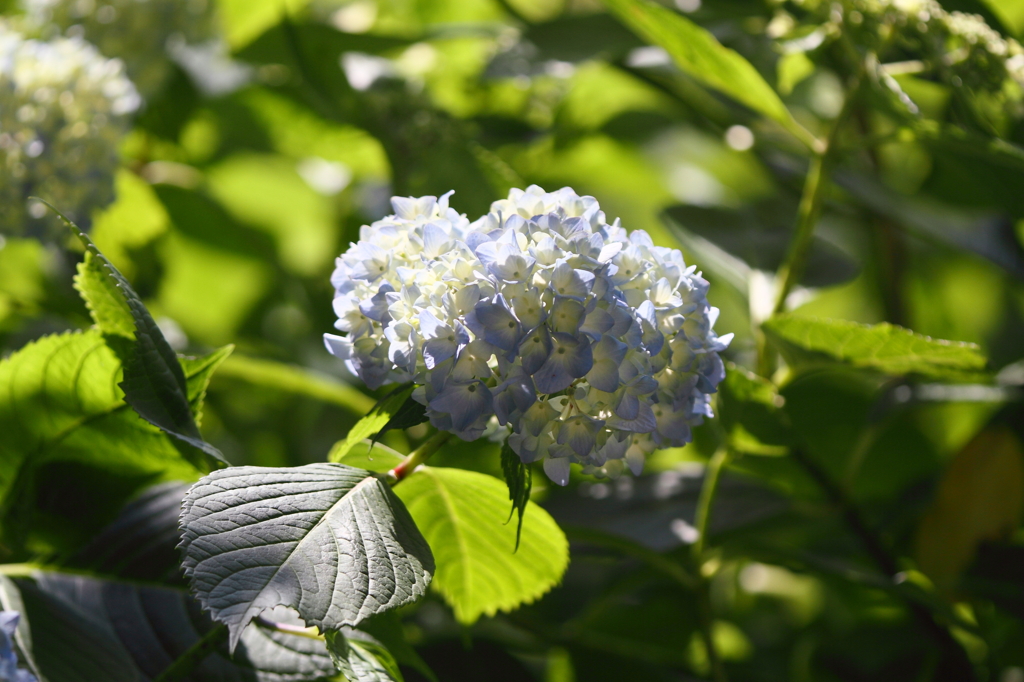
[[23, 0, 216, 97], [0, 19, 139, 232], [325, 186, 732, 485]]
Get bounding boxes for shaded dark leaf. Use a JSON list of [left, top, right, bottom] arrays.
[[1, 574, 337, 682], [500, 437, 532, 551], [664, 200, 860, 288]]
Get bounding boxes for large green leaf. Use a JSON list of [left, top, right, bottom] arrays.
[[67, 214, 227, 467], [0, 330, 220, 555], [179, 463, 434, 650], [331, 448, 569, 624], [0, 572, 337, 682], [762, 314, 988, 379], [395, 467, 569, 625], [601, 0, 798, 134]]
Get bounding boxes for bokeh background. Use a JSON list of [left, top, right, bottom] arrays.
[[4, 0, 1024, 680]]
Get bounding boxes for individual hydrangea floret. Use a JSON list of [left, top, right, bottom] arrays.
[[325, 186, 732, 485], [0, 19, 140, 233], [23, 0, 217, 97], [0, 611, 37, 682]]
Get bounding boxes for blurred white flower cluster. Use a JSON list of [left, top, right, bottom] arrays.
[[797, 0, 1024, 96], [325, 186, 732, 485], [23, 0, 216, 96], [0, 19, 139, 232]]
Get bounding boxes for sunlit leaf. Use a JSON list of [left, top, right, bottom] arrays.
[[601, 0, 800, 135], [394, 466, 568, 625], [763, 314, 988, 379], [179, 463, 434, 650], [0, 330, 213, 555], [333, 444, 568, 623], [66, 214, 227, 466], [73, 250, 134, 338]]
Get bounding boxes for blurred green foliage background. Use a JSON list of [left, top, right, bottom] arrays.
[[5, 0, 1024, 680]]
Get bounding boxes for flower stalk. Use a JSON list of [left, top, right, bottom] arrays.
[[387, 430, 451, 485]]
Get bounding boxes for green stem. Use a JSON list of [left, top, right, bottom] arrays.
[[771, 151, 827, 316], [152, 624, 228, 682], [693, 449, 728, 559], [387, 430, 451, 485], [771, 77, 863, 317], [692, 448, 729, 682]]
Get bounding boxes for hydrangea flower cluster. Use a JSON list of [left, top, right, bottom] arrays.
[[790, 0, 1024, 95], [325, 187, 731, 485], [23, 0, 216, 97], [0, 20, 140, 233]]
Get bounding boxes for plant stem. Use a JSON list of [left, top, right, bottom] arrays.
[[692, 448, 730, 682], [693, 449, 728, 559], [771, 152, 827, 317], [151, 624, 228, 682], [255, 615, 325, 640], [387, 430, 451, 485], [771, 78, 862, 317]]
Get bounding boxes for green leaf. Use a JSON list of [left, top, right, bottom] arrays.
[[762, 314, 988, 379], [394, 466, 569, 625], [74, 240, 234, 432], [215, 353, 375, 414], [500, 438, 532, 551], [59, 208, 227, 467], [836, 170, 1024, 280], [601, 0, 800, 135], [180, 345, 235, 427], [978, 0, 1024, 36], [0, 572, 338, 682], [0, 330, 214, 555], [179, 463, 434, 651], [325, 629, 404, 682], [65, 481, 191, 582], [73, 250, 134, 338], [328, 385, 425, 463], [718, 363, 791, 456]]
